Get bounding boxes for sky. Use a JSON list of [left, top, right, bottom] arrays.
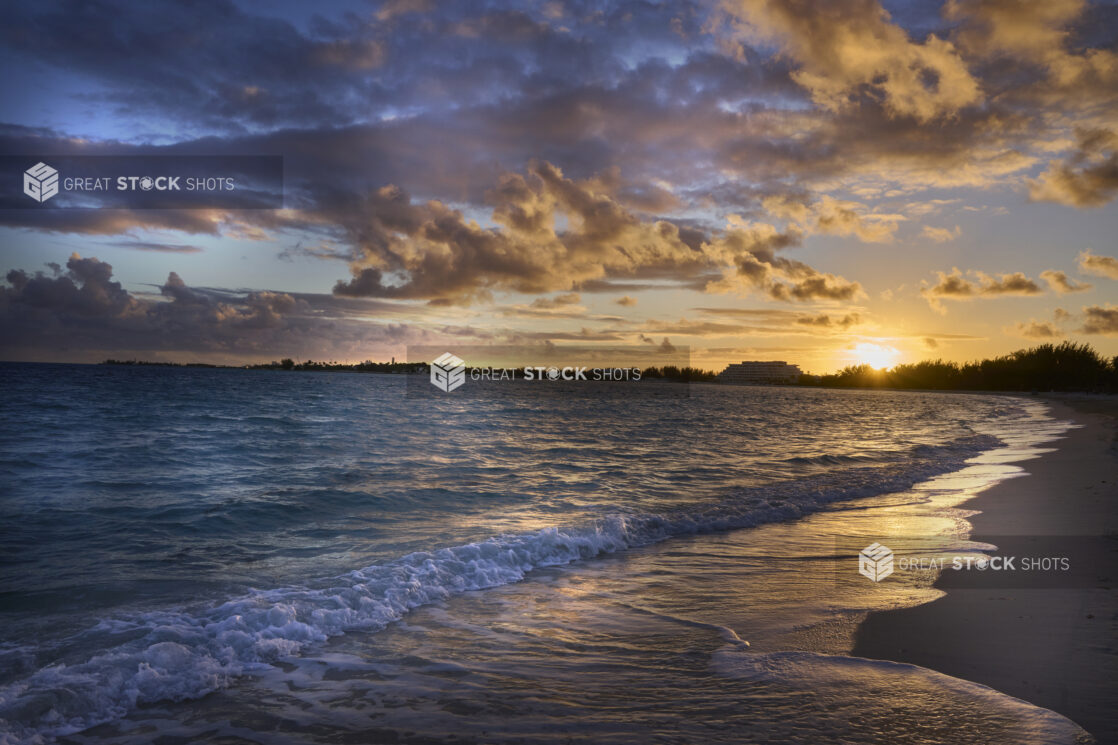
[[0, 0, 1116, 373]]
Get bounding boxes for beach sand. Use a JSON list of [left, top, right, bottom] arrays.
[[853, 396, 1118, 744]]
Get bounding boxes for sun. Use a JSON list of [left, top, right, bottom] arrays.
[[851, 342, 901, 370]]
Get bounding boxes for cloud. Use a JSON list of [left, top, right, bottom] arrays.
[[0, 0, 1104, 224], [4, 254, 136, 318], [1039, 269, 1091, 293], [1029, 129, 1118, 207], [921, 225, 961, 243], [722, 0, 982, 121], [922, 271, 977, 299], [1007, 320, 1063, 339], [573, 280, 662, 294], [105, 241, 205, 253], [640, 318, 771, 337], [923, 268, 1043, 297], [0, 254, 444, 362], [649, 308, 865, 337], [328, 162, 862, 305], [794, 312, 863, 329], [376, 0, 434, 22], [0, 202, 231, 237], [530, 292, 581, 309], [920, 267, 1043, 311], [765, 274, 864, 302], [967, 272, 1044, 295], [762, 194, 903, 243], [947, 0, 1084, 59], [496, 292, 608, 319], [615, 295, 638, 306], [692, 307, 804, 320], [1080, 304, 1118, 335], [638, 314, 854, 338], [903, 198, 961, 217], [503, 327, 627, 343], [0, 0, 405, 132], [947, 0, 1118, 92], [1078, 249, 1118, 279], [919, 332, 987, 342], [312, 39, 386, 70], [703, 222, 864, 301], [329, 162, 714, 303]]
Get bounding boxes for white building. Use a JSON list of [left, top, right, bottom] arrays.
[[718, 360, 802, 385]]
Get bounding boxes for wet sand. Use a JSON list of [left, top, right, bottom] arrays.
[[853, 396, 1118, 744]]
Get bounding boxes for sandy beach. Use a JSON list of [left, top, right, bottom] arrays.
[[854, 396, 1118, 743]]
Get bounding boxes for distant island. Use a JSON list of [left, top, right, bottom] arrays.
[[101, 342, 1118, 392], [101, 357, 718, 381], [102, 358, 426, 374]]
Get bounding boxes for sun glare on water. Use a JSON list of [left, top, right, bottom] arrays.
[[851, 342, 901, 370]]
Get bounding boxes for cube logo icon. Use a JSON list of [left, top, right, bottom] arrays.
[[859, 542, 894, 582], [430, 352, 466, 392], [24, 162, 59, 203]]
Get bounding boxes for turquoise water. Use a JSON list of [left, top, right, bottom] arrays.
[[0, 363, 1086, 743]]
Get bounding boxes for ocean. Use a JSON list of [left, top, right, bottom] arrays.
[[0, 363, 1086, 744]]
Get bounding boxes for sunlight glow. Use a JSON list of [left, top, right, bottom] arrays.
[[851, 342, 901, 370]]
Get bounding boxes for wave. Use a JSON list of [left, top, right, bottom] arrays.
[[774, 452, 894, 467], [0, 433, 1001, 744], [712, 648, 1089, 744]]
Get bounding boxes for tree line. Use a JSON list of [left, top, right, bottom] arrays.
[[812, 342, 1118, 392], [102, 342, 1118, 391]]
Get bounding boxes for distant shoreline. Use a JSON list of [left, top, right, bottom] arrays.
[[100, 358, 427, 374], [2, 351, 1117, 393], [94, 350, 1118, 393], [2, 358, 1116, 394]]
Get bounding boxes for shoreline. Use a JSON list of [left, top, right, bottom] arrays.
[[852, 395, 1118, 743]]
